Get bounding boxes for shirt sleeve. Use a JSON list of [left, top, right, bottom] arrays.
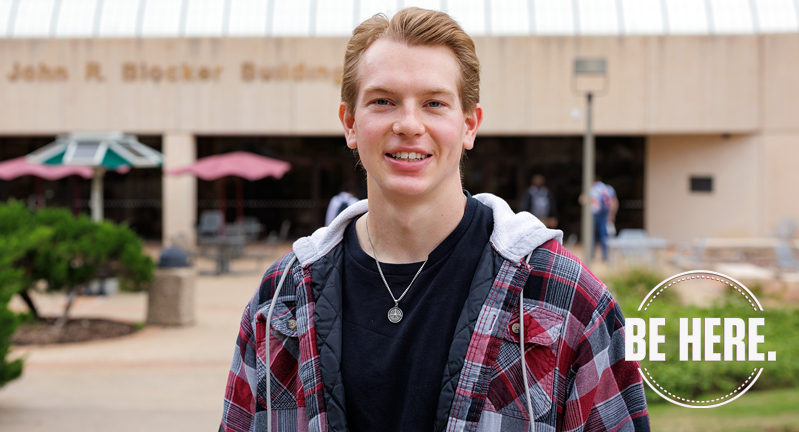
[[562, 294, 650, 432], [220, 295, 258, 432]]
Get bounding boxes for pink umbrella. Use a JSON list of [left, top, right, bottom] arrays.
[[0, 156, 95, 214], [0, 156, 94, 180], [167, 151, 292, 223]]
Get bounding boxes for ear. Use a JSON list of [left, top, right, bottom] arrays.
[[462, 103, 483, 151], [339, 103, 357, 149]]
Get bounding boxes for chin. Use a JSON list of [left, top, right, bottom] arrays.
[[376, 177, 434, 197]]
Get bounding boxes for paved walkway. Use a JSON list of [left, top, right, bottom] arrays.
[[0, 249, 289, 432]]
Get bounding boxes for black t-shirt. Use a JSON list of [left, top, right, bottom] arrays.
[[341, 196, 494, 431]]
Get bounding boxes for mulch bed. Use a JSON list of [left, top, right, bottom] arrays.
[[13, 317, 139, 345]]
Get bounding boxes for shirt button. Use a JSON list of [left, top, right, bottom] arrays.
[[511, 322, 521, 334], [287, 319, 297, 330]]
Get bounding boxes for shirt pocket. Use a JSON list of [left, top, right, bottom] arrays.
[[255, 301, 304, 410], [486, 301, 564, 423]]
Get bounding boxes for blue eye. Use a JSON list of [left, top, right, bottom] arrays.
[[428, 101, 441, 108], [376, 99, 389, 105]]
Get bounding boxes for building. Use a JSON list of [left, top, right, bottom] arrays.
[[1, 0, 798, 245]]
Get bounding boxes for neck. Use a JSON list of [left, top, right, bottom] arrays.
[[357, 182, 467, 264]]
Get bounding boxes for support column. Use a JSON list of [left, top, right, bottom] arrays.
[[162, 132, 197, 246]]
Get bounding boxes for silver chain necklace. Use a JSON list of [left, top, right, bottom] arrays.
[[364, 214, 428, 323]]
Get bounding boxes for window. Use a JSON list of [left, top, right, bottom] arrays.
[[690, 176, 713, 192]]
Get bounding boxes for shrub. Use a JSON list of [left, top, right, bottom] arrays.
[[0, 201, 52, 388], [0, 200, 155, 322]]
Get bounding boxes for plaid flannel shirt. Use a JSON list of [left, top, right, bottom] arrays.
[[221, 195, 648, 432]]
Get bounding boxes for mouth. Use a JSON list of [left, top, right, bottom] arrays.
[[386, 151, 431, 162]]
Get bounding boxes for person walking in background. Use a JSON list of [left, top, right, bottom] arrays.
[[589, 176, 618, 261], [519, 174, 558, 228], [325, 184, 359, 226]]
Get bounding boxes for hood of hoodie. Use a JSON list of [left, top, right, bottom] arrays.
[[293, 193, 563, 267]]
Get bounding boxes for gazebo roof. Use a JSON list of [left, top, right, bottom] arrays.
[[27, 132, 162, 169]]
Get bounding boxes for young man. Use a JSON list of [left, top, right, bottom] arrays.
[[220, 8, 648, 432], [589, 176, 619, 261]]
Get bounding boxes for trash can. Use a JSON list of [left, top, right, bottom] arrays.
[[147, 247, 196, 326]]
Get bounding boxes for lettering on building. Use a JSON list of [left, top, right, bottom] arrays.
[[6, 62, 69, 82], [241, 62, 343, 85], [122, 63, 223, 83], [85, 62, 106, 82]]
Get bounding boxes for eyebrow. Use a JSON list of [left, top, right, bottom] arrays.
[[361, 86, 456, 99]]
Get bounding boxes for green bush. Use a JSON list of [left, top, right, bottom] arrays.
[[0, 201, 52, 388], [29, 206, 155, 294], [607, 270, 799, 404], [0, 199, 155, 324]]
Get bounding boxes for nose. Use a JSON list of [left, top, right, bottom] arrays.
[[392, 105, 425, 137]]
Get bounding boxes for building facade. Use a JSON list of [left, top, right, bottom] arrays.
[[1, 0, 798, 245]]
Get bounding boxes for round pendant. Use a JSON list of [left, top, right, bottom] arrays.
[[387, 306, 403, 323]]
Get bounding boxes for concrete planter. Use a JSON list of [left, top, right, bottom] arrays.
[[147, 267, 196, 326]]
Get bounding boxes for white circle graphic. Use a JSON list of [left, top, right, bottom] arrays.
[[634, 270, 766, 408]]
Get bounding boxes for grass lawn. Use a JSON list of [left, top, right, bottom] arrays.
[[648, 387, 799, 431]]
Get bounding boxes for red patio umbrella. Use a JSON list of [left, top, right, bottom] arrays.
[[0, 156, 94, 214], [166, 151, 292, 223]]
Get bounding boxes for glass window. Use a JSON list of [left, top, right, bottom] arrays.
[[184, 0, 226, 36], [358, 0, 399, 23], [55, 0, 98, 37], [666, 0, 709, 34], [0, 0, 16, 37], [97, 0, 139, 37], [316, 0, 354, 36], [13, 0, 57, 37], [141, 0, 182, 37], [690, 176, 713, 192], [402, 0, 441, 14], [447, 0, 485, 35], [621, 0, 664, 34], [490, 0, 529, 35], [755, 0, 799, 32], [710, 0, 754, 33], [227, 0, 268, 36], [534, 0, 575, 35], [272, 0, 310, 36], [577, 0, 618, 34]]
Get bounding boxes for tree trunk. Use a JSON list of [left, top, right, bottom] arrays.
[[55, 285, 84, 328], [17, 289, 39, 320]]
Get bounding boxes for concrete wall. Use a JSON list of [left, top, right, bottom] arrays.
[[646, 135, 760, 243], [162, 132, 196, 245], [0, 35, 768, 135], [644, 34, 799, 242]]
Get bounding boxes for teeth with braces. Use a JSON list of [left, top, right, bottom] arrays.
[[389, 151, 430, 161]]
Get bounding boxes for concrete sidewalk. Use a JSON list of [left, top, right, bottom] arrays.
[[0, 252, 286, 432]]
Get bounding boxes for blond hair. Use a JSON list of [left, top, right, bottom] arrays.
[[341, 7, 480, 116]]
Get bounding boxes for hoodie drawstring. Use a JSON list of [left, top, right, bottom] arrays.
[[265, 255, 297, 432], [522, 250, 535, 431]]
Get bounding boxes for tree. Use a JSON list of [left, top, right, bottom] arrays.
[[1, 201, 155, 324], [0, 201, 51, 388]]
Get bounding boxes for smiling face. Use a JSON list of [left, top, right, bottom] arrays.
[[339, 39, 482, 201]]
